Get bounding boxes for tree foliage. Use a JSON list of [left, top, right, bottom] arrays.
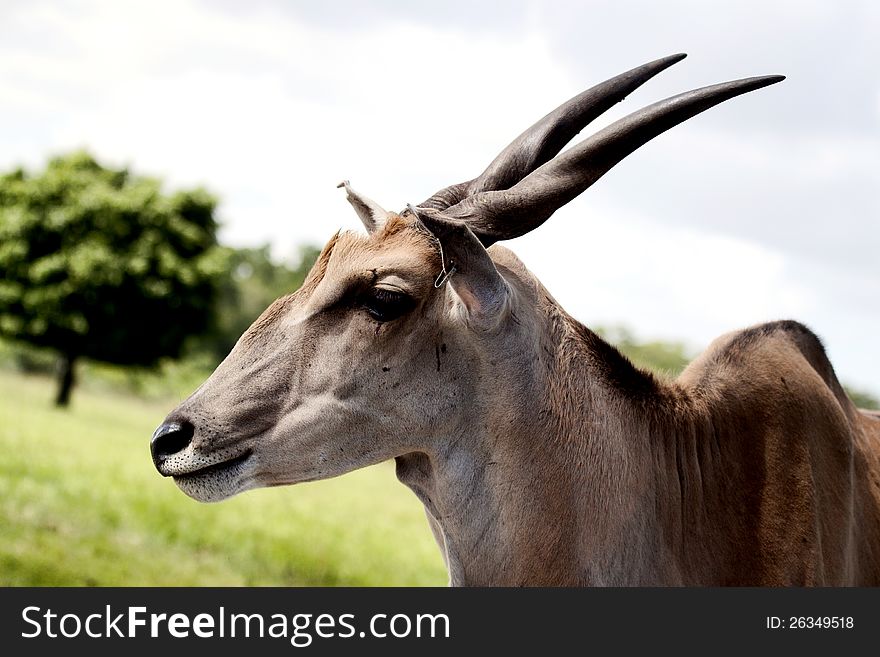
[[599, 325, 879, 410], [844, 386, 880, 411], [0, 151, 225, 404], [199, 244, 320, 362], [596, 325, 692, 376]]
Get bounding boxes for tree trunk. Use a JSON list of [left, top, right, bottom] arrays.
[[55, 354, 77, 407]]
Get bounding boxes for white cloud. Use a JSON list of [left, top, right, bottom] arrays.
[[0, 0, 877, 394], [513, 198, 812, 345], [0, 0, 575, 251]]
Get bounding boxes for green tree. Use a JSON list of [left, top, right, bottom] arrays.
[[596, 325, 691, 376], [201, 244, 320, 362], [599, 325, 880, 409], [844, 386, 880, 411], [0, 151, 225, 406]]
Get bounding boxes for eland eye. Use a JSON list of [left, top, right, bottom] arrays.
[[361, 288, 415, 322]]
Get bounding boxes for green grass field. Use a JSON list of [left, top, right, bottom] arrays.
[[0, 370, 447, 586]]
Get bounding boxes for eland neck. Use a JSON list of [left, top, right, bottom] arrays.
[[396, 263, 686, 586]]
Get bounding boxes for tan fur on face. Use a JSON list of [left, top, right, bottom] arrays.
[[327, 214, 440, 293], [242, 217, 438, 345]]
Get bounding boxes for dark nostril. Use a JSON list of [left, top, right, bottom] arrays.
[[151, 421, 195, 466]]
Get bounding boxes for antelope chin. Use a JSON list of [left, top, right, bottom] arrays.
[[172, 452, 255, 503]]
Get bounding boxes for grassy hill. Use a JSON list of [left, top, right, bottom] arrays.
[[0, 370, 447, 586]]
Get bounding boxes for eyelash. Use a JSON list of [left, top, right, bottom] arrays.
[[361, 288, 415, 322]]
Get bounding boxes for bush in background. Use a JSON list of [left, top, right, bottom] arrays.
[[0, 151, 225, 406]]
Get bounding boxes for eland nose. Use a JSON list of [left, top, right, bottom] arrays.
[[150, 421, 195, 470]]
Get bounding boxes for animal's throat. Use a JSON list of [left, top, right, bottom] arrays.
[[394, 452, 438, 516]]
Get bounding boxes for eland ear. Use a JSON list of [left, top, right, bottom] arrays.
[[408, 206, 509, 331], [338, 180, 390, 233]]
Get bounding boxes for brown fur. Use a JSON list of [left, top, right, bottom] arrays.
[[540, 310, 880, 584]]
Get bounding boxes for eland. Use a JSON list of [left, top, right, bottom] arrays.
[[151, 54, 880, 585]]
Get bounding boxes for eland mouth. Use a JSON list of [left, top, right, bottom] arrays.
[[165, 449, 255, 503], [167, 449, 253, 481]]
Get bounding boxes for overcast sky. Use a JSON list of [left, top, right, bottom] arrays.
[[1, 0, 877, 394]]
